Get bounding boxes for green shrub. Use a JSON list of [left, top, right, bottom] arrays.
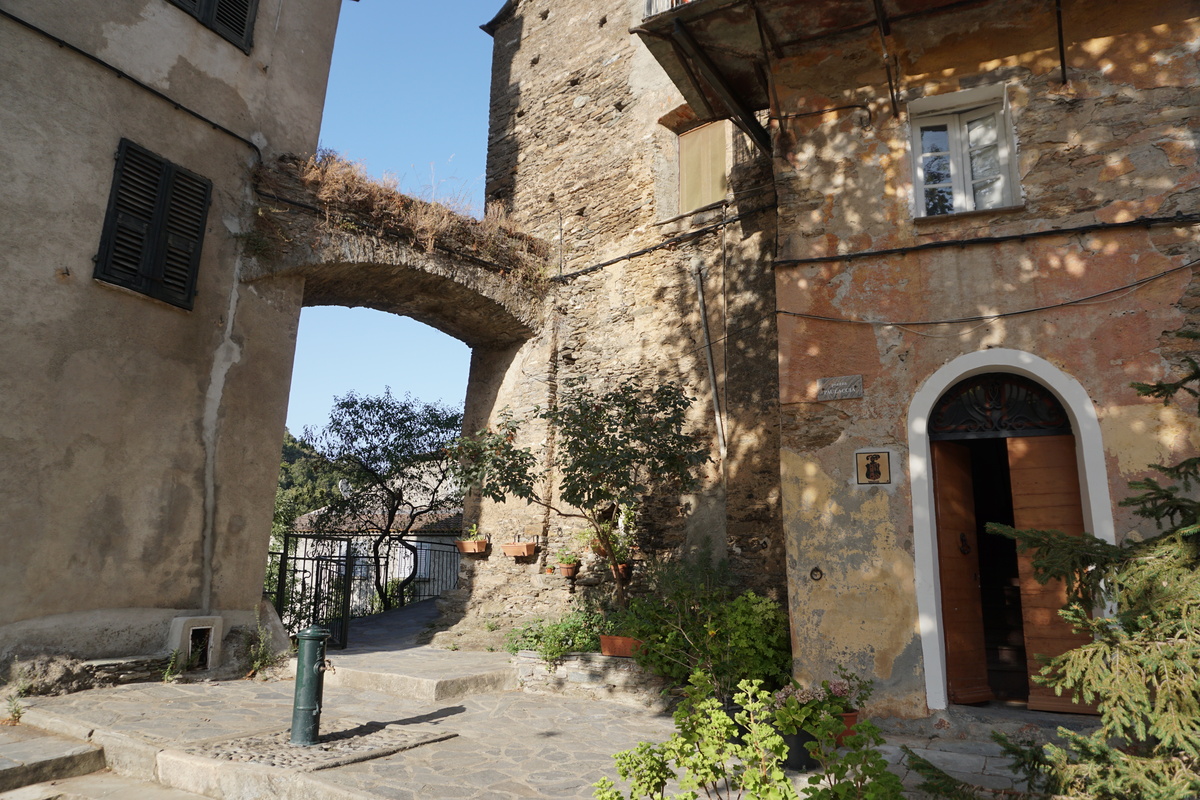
[[594, 673, 797, 800], [594, 672, 903, 800], [504, 608, 604, 663], [617, 559, 791, 699]]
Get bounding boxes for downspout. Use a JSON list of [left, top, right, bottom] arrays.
[[538, 318, 560, 562], [694, 264, 727, 460]]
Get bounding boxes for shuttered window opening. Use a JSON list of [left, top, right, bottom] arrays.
[[167, 0, 258, 53], [95, 139, 211, 310]]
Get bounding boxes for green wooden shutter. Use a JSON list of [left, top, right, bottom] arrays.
[[97, 140, 167, 295], [95, 139, 210, 310], [169, 0, 203, 16], [210, 0, 258, 53], [166, 0, 257, 53], [156, 165, 211, 309]]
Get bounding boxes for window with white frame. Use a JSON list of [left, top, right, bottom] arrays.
[[909, 87, 1018, 217]]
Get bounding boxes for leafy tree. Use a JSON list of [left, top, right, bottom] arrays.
[[272, 429, 338, 542], [303, 389, 464, 611], [908, 348, 1200, 799], [450, 379, 709, 605]]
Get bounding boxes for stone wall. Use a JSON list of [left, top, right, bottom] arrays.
[[458, 0, 787, 641], [513, 650, 673, 711]]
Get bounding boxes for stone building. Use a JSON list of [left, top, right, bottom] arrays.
[[0, 0, 342, 663], [3, 0, 1197, 726], [475, 0, 1200, 719], [448, 0, 789, 630]]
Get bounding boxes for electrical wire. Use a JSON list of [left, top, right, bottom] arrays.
[[776, 255, 1199, 328]]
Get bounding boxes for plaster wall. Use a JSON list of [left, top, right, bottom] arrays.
[[771, 0, 1200, 715], [0, 0, 339, 660]]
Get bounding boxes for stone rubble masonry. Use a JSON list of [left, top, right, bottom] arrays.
[[513, 650, 673, 711], [449, 0, 786, 644]]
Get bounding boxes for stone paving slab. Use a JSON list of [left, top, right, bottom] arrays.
[[8, 606, 1058, 800], [287, 603, 518, 704], [22, 679, 678, 800], [183, 719, 455, 771]]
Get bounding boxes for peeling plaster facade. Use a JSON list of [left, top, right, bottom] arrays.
[[757, 0, 1199, 715], [0, 0, 341, 661]]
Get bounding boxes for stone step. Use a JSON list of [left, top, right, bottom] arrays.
[[289, 646, 517, 703], [0, 724, 105, 794], [0, 770, 210, 800]]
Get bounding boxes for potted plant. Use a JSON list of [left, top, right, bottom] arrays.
[[500, 534, 537, 558], [771, 683, 839, 771], [595, 605, 643, 658], [822, 666, 874, 745], [454, 524, 488, 554], [448, 380, 708, 607], [597, 519, 634, 581], [556, 551, 580, 578]]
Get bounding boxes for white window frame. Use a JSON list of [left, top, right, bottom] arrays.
[[908, 86, 1020, 218]]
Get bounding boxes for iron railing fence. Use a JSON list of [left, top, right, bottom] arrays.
[[268, 531, 460, 649], [644, 0, 695, 18]]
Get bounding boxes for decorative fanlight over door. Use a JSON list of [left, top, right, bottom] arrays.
[[930, 373, 1070, 441]]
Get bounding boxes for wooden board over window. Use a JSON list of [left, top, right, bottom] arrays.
[[679, 122, 727, 213]]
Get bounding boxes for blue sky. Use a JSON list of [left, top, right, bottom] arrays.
[[284, 1, 504, 436]]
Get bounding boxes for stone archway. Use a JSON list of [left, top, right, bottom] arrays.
[[203, 161, 557, 648], [245, 155, 551, 456]]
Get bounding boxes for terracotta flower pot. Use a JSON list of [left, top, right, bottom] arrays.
[[501, 542, 537, 557], [455, 540, 487, 554], [835, 710, 859, 747], [611, 562, 632, 581], [558, 563, 579, 578], [598, 634, 642, 658]]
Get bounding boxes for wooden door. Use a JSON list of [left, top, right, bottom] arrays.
[[932, 441, 994, 704], [1006, 435, 1096, 714]]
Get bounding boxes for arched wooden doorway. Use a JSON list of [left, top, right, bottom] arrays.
[[929, 373, 1094, 714]]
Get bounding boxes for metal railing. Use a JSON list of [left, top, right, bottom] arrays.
[[268, 531, 460, 649], [644, 0, 695, 18]]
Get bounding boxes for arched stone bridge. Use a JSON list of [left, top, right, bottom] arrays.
[[244, 156, 548, 348]]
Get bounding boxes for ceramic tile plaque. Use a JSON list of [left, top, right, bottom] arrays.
[[817, 375, 863, 401], [856, 452, 891, 484]]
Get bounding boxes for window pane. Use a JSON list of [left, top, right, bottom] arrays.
[[966, 114, 997, 148], [925, 186, 955, 216], [969, 144, 1000, 179], [923, 154, 951, 185], [973, 176, 1004, 209], [920, 125, 949, 153]]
